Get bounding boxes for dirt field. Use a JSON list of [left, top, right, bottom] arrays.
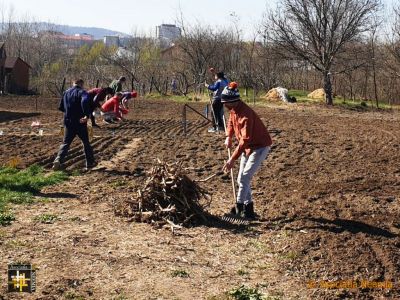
[[0, 96, 399, 299]]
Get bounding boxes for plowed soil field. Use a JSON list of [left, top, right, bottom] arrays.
[[0, 96, 399, 299]]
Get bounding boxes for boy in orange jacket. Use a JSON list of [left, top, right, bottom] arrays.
[[221, 82, 273, 219]]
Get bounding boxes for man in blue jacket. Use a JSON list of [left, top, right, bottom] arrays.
[[52, 79, 95, 171], [205, 71, 229, 133]]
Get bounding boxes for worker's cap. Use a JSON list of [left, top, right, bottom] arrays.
[[130, 91, 138, 98], [221, 82, 240, 103]]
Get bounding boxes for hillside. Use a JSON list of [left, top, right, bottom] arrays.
[[1, 22, 130, 39]]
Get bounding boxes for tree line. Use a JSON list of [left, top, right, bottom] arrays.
[[2, 0, 400, 106]]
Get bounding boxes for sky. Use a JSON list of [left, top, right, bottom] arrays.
[[0, 0, 396, 38], [0, 0, 276, 38]]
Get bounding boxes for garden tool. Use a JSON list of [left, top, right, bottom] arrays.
[[221, 114, 249, 225]]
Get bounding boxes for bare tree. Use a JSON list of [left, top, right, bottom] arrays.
[[268, 0, 381, 105]]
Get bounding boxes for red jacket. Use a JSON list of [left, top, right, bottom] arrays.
[[101, 96, 121, 118], [226, 101, 272, 161]]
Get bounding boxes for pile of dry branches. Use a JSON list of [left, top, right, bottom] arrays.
[[115, 160, 211, 227]]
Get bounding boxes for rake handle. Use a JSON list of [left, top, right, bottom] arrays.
[[223, 115, 237, 204]]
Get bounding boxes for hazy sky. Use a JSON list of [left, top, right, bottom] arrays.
[[1, 0, 275, 37], [1, 0, 396, 37]]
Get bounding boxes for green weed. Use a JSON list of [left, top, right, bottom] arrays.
[[0, 211, 15, 226], [229, 285, 264, 300], [34, 214, 59, 224], [171, 269, 189, 278], [237, 269, 249, 276]]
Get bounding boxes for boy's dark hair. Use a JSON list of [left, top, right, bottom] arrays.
[[74, 79, 84, 86], [104, 87, 114, 95], [118, 76, 126, 82], [216, 72, 225, 79]]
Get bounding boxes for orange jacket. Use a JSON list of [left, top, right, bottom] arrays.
[[101, 96, 121, 118], [226, 101, 272, 161]]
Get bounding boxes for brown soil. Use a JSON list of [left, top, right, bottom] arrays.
[[0, 97, 399, 299]]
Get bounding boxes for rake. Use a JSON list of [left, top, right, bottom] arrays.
[[220, 114, 250, 225]]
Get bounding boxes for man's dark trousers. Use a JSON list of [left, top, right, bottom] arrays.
[[212, 98, 224, 129], [55, 124, 94, 167]]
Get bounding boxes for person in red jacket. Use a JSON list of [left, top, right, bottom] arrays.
[[101, 92, 125, 124], [221, 82, 273, 219]]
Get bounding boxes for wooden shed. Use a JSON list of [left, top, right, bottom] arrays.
[[0, 42, 31, 94], [4, 57, 31, 94]]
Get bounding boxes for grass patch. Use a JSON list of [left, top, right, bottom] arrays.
[[34, 214, 59, 224], [229, 285, 264, 300], [237, 269, 249, 276], [0, 165, 68, 226], [171, 269, 189, 278], [0, 212, 15, 226]]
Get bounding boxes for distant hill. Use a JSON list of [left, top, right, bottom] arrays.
[[1, 22, 130, 40]]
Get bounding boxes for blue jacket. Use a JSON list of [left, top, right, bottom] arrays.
[[207, 78, 229, 100], [58, 85, 90, 126]]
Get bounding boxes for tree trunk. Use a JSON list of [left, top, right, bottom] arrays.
[[324, 71, 333, 105]]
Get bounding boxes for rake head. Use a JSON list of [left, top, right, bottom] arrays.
[[221, 213, 250, 225]]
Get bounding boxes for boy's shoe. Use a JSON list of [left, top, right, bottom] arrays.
[[218, 126, 225, 132], [84, 161, 98, 172], [207, 127, 217, 133], [230, 203, 244, 216], [244, 202, 256, 220], [52, 161, 64, 171]]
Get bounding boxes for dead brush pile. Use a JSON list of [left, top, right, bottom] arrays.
[[114, 160, 211, 227]]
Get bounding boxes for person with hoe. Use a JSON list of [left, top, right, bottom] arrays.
[[109, 76, 126, 94], [205, 71, 229, 133], [52, 79, 96, 171], [221, 82, 273, 219]]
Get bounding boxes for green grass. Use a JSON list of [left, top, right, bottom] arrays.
[[228, 285, 265, 300], [0, 212, 15, 226], [34, 214, 59, 224], [171, 269, 189, 278], [0, 165, 68, 226], [144, 88, 400, 110]]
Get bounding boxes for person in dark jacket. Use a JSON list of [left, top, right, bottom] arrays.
[[87, 87, 114, 127], [205, 71, 229, 133], [52, 79, 95, 171]]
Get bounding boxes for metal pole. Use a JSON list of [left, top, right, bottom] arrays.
[[182, 105, 187, 136]]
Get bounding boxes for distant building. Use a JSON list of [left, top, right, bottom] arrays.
[[156, 24, 181, 48], [104, 36, 120, 47], [0, 42, 31, 94], [39, 30, 96, 49]]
